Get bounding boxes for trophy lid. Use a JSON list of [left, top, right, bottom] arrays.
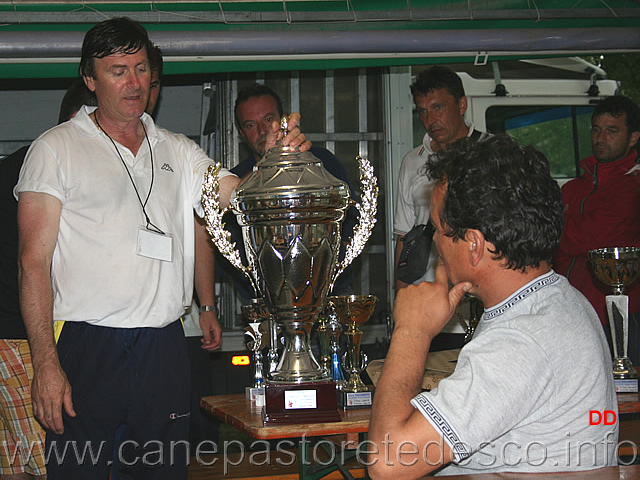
[[235, 145, 349, 199], [232, 144, 350, 223]]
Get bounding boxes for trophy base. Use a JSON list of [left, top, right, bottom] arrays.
[[262, 381, 341, 425], [613, 358, 638, 392], [615, 379, 638, 393], [246, 386, 265, 406], [338, 386, 374, 409]]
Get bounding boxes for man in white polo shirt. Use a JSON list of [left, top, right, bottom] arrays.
[[16, 17, 309, 480], [394, 65, 490, 348]]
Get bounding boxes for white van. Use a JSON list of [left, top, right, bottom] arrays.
[[411, 57, 619, 181]]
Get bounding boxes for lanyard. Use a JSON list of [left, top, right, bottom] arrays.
[[94, 112, 164, 234]]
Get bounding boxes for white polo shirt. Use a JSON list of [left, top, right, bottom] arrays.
[[16, 106, 234, 328]]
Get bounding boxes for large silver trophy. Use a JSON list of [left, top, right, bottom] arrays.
[[588, 247, 639, 392], [202, 118, 378, 424]]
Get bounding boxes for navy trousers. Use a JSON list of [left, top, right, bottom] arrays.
[[45, 320, 190, 480]]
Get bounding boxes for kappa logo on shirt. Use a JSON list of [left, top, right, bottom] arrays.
[[161, 163, 174, 172]]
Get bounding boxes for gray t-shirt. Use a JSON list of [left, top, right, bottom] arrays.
[[411, 271, 618, 475]]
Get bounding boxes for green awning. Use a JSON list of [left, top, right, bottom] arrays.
[[0, 0, 638, 78]]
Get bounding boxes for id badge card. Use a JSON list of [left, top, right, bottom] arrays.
[[137, 227, 173, 262]]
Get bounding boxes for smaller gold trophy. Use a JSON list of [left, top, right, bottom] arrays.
[[328, 295, 377, 408], [589, 247, 639, 393]]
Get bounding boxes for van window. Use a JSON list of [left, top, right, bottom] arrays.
[[486, 105, 594, 178]]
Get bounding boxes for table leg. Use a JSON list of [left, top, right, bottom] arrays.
[[298, 434, 363, 480]]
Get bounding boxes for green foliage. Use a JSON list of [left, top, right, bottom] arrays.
[[487, 106, 595, 179], [584, 53, 640, 105], [509, 121, 575, 177], [508, 110, 595, 178]]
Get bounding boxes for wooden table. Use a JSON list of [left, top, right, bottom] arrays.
[[200, 394, 370, 479], [200, 394, 370, 441], [201, 390, 640, 438], [617, 391, 640, 415], [617, 390, 640, 458], [201, 393, 640, 479], [422, 465, 640, 479]]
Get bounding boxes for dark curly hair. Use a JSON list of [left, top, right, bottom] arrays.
[[424, 134, 563, 272], [79, 17, 151, 79]]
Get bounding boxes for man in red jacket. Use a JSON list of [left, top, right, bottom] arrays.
[[554, 95, 640, 364]]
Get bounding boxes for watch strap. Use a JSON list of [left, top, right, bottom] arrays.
[[199, 304, 219, 315]]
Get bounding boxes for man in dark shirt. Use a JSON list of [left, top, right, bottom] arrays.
[[217, 83, 357, 302]]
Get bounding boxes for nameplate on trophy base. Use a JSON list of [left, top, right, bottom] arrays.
[[615, 379, 639, 393], [245, 386, 265, 406], [262, 381, 341, 425], [338, 387, 374, 409]]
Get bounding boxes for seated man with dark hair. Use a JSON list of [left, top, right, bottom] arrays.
[[368, 135, 617, 478]]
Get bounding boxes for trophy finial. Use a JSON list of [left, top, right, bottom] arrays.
[[280, 114, 289, 135]]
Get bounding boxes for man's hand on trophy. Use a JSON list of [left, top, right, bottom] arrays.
[[265, 112, 312, 152]]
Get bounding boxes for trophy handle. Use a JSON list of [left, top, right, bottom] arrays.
[[330, 155, 378, 291], [202, 163, 261, 296]]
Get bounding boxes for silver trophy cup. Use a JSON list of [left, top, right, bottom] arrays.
[[202, 119, 377, 388], [588, 247, 639, 385]]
